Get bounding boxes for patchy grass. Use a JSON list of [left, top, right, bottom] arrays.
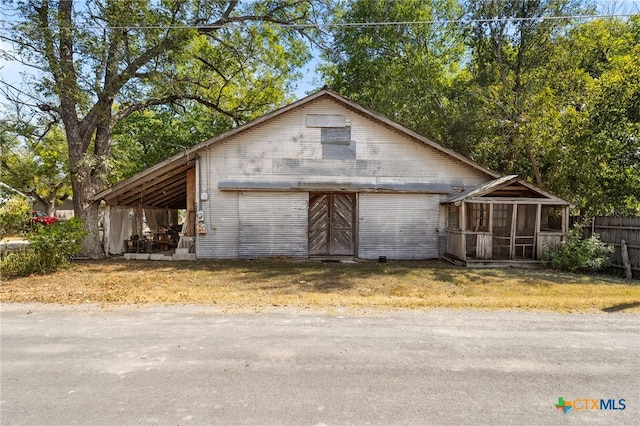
[[1, 259, 638, 313]]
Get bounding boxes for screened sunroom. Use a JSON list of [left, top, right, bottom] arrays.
[[443, 175, 571, 265]]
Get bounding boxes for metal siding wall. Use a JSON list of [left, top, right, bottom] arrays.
[[239, 192, 308, 258], [197, 189, 239, 259], [195, 97, 493, 258], [358, 193, 440, 260], [203, 98, 490, 188]]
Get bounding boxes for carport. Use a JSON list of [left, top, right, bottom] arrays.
[[94, 152, 198, 258]]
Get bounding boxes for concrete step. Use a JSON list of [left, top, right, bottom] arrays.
[[172, 253, 196, 261]]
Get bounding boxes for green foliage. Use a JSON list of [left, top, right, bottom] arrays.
[[542, 224, 613, 273], [321, 0, 468, 149], [0, 249, 42, 279], [0, 195, 31, 238], [541, 18, 640, 216], [462, 0, 592, 186], [322, 3, 639, 216], [1, 218, 87, 278], [110, 104, 233, 182], [0, 122, 71, 215], [463, 14, 640, 216]]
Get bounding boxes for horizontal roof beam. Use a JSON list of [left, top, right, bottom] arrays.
[[219, 180, 455, 193]]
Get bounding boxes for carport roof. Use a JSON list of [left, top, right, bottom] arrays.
[[94, 89, 500, 208], [96, 161, 194, 209]]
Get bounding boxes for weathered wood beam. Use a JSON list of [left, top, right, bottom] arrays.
[[115, 174, 187, 206], [186, 168, 196, 236], [464, 198, 569, 205], [488, 203, 494, 234], [510, 205, 518, 259], [535, 204, 542, 260], [162, 194, 187, 209], [107, 165, 190, 204], [142, 185, 186, 206]]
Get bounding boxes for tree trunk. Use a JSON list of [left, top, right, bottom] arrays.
[[66, 124, 107, 259], [67, 128, 110, 258], [68, 146, 104, 259], [73, 192, 102, 258], [527, 146, 543, 187], [46, 197, 57, 216]]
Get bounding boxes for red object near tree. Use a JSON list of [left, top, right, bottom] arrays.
[[30, 211, 59, 226]]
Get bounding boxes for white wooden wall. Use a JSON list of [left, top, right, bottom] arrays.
[[195, 97, 491, 259]]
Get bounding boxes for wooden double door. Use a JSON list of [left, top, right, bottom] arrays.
[[308, 193, 356, 257]]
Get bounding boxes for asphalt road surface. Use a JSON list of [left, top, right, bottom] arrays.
[[1, 304, 638, 425]]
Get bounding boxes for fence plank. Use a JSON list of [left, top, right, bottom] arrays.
[[585, 217, 640, 279]]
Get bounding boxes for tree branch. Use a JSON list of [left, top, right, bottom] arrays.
[[198, 1, 309, 35], [113, 96, 181, 123], [0, 159, 28, 188], [196, 56, 231, 83], [34, 1, 60, 82], [183, 95, 244, 124]]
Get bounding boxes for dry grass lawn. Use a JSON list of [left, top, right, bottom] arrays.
[[1, 258, 639, 313]]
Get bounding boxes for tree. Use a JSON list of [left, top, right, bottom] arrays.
[[321, 0, 469, 151], [558, 20, 640, 215], [463, 0, 592, 186], [0, 194, 31, 238], [524, 16, 640, 215], [583, 44, 640, 215], [1, 0, 325, 257], [0, 118, 71, 215]]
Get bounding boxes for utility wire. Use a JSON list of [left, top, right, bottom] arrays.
[[0, 13, 637, 31]]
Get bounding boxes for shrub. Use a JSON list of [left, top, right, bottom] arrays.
[[0, 248, 41, 278], [0, 195, 31, 238], [1, 217, 87, 278], [542, 223, 613, 273]]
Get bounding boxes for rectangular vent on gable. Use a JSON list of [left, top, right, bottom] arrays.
[[306, 114, 346, 128]]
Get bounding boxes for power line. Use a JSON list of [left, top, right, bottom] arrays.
[[0, 13, 637, 31]]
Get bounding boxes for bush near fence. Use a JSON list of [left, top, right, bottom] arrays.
[[573, 217, 640, 279]]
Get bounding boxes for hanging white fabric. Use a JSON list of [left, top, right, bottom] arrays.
[[144, 208, 168, 234], [108, 207, 133, 254]]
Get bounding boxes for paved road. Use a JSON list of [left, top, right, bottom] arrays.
[[1, 304, 638, 425]]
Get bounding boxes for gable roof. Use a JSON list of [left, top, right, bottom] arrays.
[[95, 89, 499, 207], [445, 175, 570, 205]]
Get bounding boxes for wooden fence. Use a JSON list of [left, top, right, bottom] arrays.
[[583, 217, 640, 279]]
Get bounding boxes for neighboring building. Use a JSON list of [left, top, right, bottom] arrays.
[[94, 89, 569, 263], [33, 198, 75, 220]]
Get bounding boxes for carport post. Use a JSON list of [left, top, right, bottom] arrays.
[[136, 205, 143, 238]]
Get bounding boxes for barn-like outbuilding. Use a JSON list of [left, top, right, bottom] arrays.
[[94, 89, 570, 263]]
